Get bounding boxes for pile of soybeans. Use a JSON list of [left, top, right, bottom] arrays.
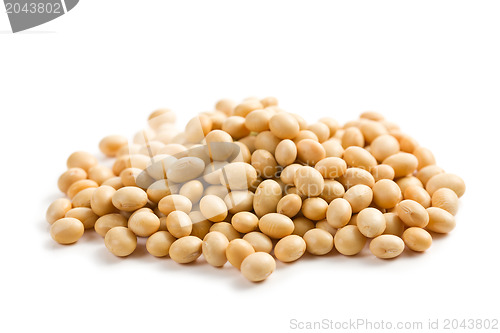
[[46, 97, 465, 282]]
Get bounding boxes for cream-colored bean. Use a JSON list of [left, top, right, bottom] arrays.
[[369, 235, 405, 259], [46, 198, 72, 224], [371, 164, 395, 182], [277, 194, 302, 218], [319, 117, 340, 137], [341, 127, 364, 148], [200, 195, 228, 222], [372, 179, 402, 209], [99, 135, 128, 157], [202, 231, 229, 267], [370, 134, 400, 162], [148, 108, 176, 129], [203, 161, 226, 185], [334, 225, 366, 256], [294, 166, 324, 197], [146, 231, 176, 257], [426, 207, 456, 233], [215, 98, 235, 116], [356, 208, 386, 238], [269, 113, 300, 139], [65, 207, 99, 230], [222, 116, 250, 140], [158, 194, 192, 216], [413, 146, 436, 170], [399, 134, 419, 153], [431, 188, 459, 215], [70, 190, 94, 208], [146, 180, 174, 203], [88, 165, 115, 185], [209, 222, 240, 241], [112, 186, 148, 212], [258, 213, 294, 238], [426, 173, 466, 198], [382, 213, 405, 237], [404, 185, 431, 208], [343, 146, 377, 171], [253, 179, 282, 217], [238, 135, 256, 154], [296, 139, 326, 166], [240, 252, 276, 282], [145, 154, 177, 180], [128, 210, 160, 237], [338, 167, 375, 189], [220, 162, 257, 190], [90, 185, 116, 216], [320, 180, 345, 203], [234, 100, 263, 117], [308, 122, 330, 143], [179, 180, 204, 204], [292, 217, 315, 237], [58, 168, 87, 193], [166, 211, 192, 238], [322, 139, 344, 158], [50, 217, 85, 245], [293, 130, 319, 143], [251, 149, 279, 179], [67, 179, 98, 199], [274, 235, 306, 262], [303, 228, 334, 255], [231, 211, 259, 233], [169, 236, 203, 263], [224, 191, 254, 214], [102, 176, 124, 190], [360, 111, 384, 121], [395, 200, 429, 228], [326, 198, 352, 228], [402, 227, 432, 252], [280, 164, 302, 185], [167, 157, 205, 183], [301, 197, 328, 221], [275, 139, 297, 167], [255, 131, 281, 155], [343, 185, 373, 213], [94, 213, 128, 237], [226, 239, 255, 269], [184, 115, 212, 143], [243, 232, 273, 253], [189, 211, 213, 239], [67, 151, 98, 172], [314, 157, 346, 179], [383, 152, 418, 178], [205, 130, 234, 161], [416, 165, 445, 187], [245, 109, 272, 132], [316, 220, 337, 237], [396, 176, 423, 194]]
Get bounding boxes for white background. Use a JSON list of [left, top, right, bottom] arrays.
[[1, 1, 499, 332]]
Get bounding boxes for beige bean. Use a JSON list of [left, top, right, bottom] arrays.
[[226, 239, 255, 269], [112, 154, 150, 176], [314, 157, 347, 179], [426, 207, 456, 233], [402, 227, 432, 252], [326, 198, 352, 228], [88, 165, 115, 185], [370, 134, 400, 162], [431, 188, 459, 215], [360, 111, 384, 121], [383, 152, 418, 178], [200, 195, 228, 222], [343, 185, 373, 213], [251, 149, 279, 179], [382, 213, 405, 237], [205, 130, 234, 161], [269, 113, 300, 139], [426, 173, 466, 197], [231, 212, 259, 233], [222, 116, 250, 140], [293, 130, 319, 143], [70, 187, 94, 207], [296, 139, 326, 166], [319, 117, 340, 137], [99, 135, 128, 157], [243, 232, 273, 253], [166, 211, 192, 238], [179, 180, 204, 204], [316, 220, 337, 237], [65, 207, 99, 229], [67, 151, 98, 172], [356, 208, 386, 238], [275, 139, 297, 167], [158, 194, 192, 215], [277, 194, 302, 218], [292, 217, 315, 237], [202, 231, 229, 267], [338, 167, 375, 189], [396, 176, 423, 194], [189, 211, 213, 239], [224, 191, 254, 214], [209, 222, 240, 241], [58, 168, 87, 193], [253, 179, 282, 217], [94, 213, 128, 237], [396, 200, 429, 228], [404, 185, 431, 208], [50, 217, 85, 245], [413, 146, 436, 170], [240, 252, 276, 282], [146, 231, 176, 257], [322, 139, 344, 158], [238, 135, 256, 154], [146, 180, 174, 204], [416, 165, 444, 186], [320, 180, 345, 203], [371, 164, 395, 182], [148, 108, 176, 129], [90, 185, 116, 216], [234, 100, 263, 117], [294, 166, 325, 197], [274, 235, 306, 262], [233, 141, 252, 163], [101, 176, 124, 190], [302, 197, 328, 221], [303, 228, 334, 255], [168, 236, 203, 263], [259, 213, 294, 238], [46, 198, 72, 224], [399, 134, 419, 153], [220, 162, 257, 190], [260, 96, 278, 108], [308, 122, 330, 143], [215, 98, 236, 116], [334, 225, 366, 256], [203, 161, 226, 185], [112, 186, 148, 212], [372, 179, 402, 209], [167, 157, 205, 183], [255, 131, 281, 155], [67, 179, 99, 199], [280, 164, 302, 185], [341, 127, 364, 148], [128, 210, 160, 237], [369, 235, 405, 259], [245, 109, 272, 132], [145, 154, 177, 180], [343, 146, 377, 170], [184, 115, 212, 143]]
